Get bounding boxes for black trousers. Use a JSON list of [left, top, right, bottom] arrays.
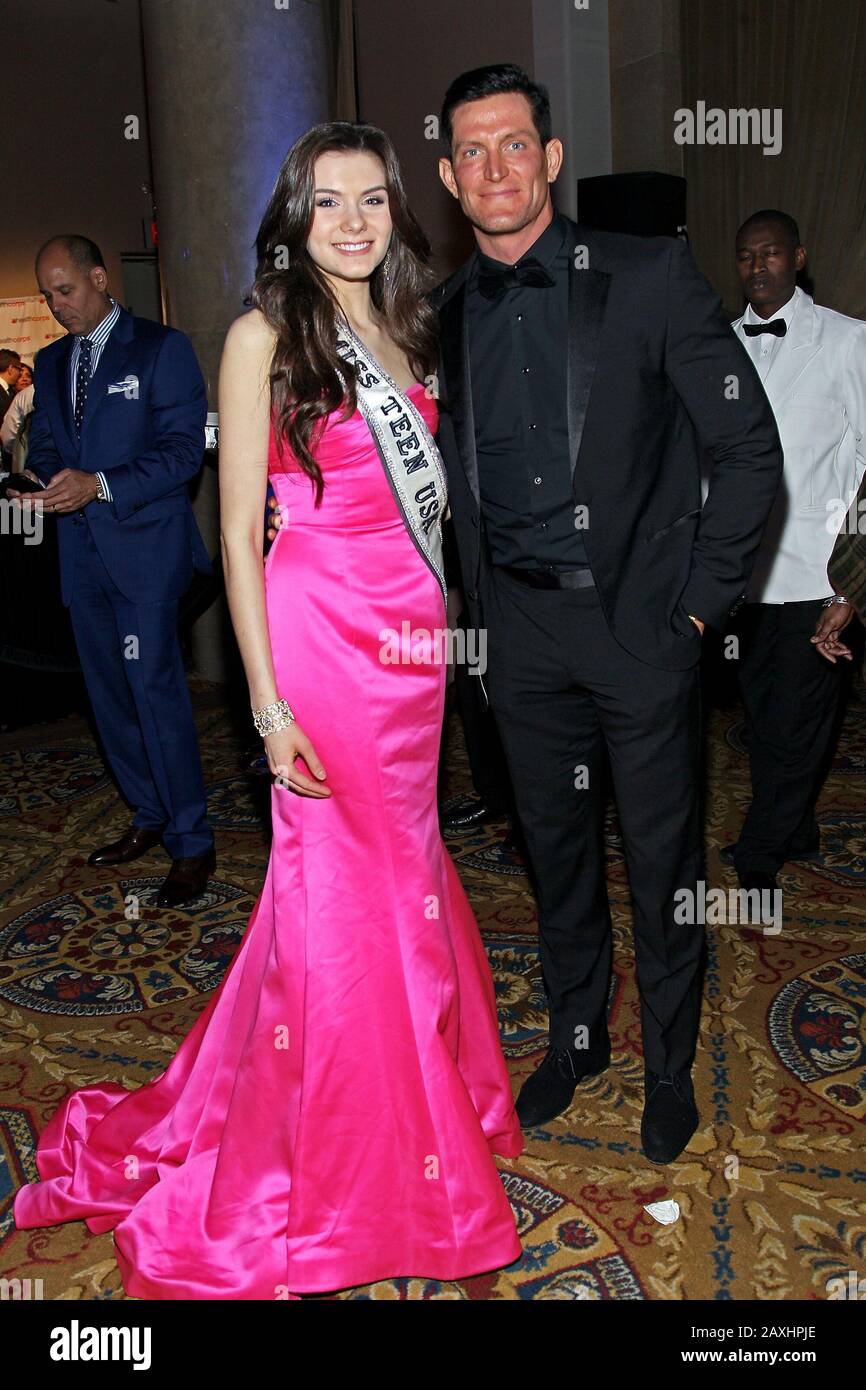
[[482, 567, 704, 1077], [734, 600, 843, 875]]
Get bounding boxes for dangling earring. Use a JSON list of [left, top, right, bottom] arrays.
[[381, 248, 393, 283]]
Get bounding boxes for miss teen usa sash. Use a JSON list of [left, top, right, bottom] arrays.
[[334, 319, 448, 604]]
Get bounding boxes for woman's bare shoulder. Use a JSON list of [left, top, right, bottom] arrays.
[[224, 307, 277, 353]]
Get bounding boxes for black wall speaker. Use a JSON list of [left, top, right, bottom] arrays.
[[577, 171, 687, 239]]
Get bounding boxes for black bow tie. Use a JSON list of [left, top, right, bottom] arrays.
[[476, 256, 556, 302], [743, 318, 787, 337]]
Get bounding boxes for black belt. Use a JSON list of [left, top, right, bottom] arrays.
[[496, 564, 596, 591]]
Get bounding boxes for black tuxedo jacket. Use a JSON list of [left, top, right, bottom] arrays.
[[432, 218, 782, 673], [0, 380, 15, 424]]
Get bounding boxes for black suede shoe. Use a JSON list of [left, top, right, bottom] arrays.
[[739, 869, 778, 894], [721, 836, 820, 867], [641, 1070, 699, 1164], [516, 1036, 611, 1128]]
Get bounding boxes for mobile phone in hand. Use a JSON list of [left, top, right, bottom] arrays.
[[1, 472, 45, 497]]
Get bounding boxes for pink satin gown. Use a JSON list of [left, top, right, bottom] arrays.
[[13, 381, 524, 1298]]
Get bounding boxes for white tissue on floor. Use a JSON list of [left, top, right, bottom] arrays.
[[644, 1199, 681, 1225]]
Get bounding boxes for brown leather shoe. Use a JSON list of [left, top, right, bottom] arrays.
[[87, 825, 165, 867], [155, 847, 216, 908]]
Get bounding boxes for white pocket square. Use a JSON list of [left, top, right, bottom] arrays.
[[107, 374, 139, 397]]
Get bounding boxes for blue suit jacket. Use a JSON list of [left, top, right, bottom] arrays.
[[28, 307, 211, 605]]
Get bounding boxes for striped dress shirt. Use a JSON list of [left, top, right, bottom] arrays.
[[70, 295, 121, 502]]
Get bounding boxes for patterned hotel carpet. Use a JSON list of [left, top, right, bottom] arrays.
[[1, 677, 865, 1301]]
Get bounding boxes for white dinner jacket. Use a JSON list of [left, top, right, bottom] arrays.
[[733, 288, 866, 603]]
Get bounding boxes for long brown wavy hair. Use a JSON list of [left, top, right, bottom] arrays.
[[251, 122, 439, 503]]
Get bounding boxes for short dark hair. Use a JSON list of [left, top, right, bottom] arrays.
[[736, 209, 801, 248], [35, 234, 107, 274], [0, 349, 22, 373], [440, 63, 552, 156]]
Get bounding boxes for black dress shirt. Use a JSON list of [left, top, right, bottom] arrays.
[[466, 211, 588, 570]]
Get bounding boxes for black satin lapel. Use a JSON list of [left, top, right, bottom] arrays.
[[439, 281, 479, 507], [567, 259, 611, 483]]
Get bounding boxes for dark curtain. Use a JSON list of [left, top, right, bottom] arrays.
[[680, 0, 866, 317], [327, 0, 358, 121]]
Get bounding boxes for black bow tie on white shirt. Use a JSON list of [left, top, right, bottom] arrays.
[[743, 319, 787, 337], [476, 256, 556, 302]]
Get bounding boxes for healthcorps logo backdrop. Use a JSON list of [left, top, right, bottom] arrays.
[[0, 295, 66, 363]]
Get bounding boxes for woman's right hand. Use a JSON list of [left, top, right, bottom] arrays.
[[266, 494, 284, 542], [264, 722, 331, 797]]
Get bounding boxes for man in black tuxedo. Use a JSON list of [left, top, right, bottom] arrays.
[[433, 64, 782, 1163]]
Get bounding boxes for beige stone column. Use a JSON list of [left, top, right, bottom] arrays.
[[139, 0, 333, 680], [532, 0, 613, 219], [609, 0, 684, 175]]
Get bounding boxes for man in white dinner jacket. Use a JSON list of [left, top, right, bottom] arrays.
[[724, 209, 866, 891]]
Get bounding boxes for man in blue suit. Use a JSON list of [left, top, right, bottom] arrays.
[[10, 234, 215, 907]]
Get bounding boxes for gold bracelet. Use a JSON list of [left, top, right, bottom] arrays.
[[252, 697, 295, 737]]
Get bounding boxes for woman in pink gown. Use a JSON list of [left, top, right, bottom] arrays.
[[13, 122, 524, 1298]]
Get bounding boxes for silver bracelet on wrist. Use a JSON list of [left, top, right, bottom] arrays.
[[822, 595, 850, 608], [252, 697, 295, 737]]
